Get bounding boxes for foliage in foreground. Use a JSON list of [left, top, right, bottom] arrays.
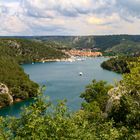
[[0, 95, 135, 140], [0, 59, 140, 139]]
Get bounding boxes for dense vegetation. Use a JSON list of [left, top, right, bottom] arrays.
[[106, 41, 140, 56], [0, 38, 67, 107], [101, 56, 137, 73], [0, 38, 67, 63], [23, 35, 140, 51], [94, 35, 140, 50], [0, 56, 38, 103], [0, 59, 140, 139], [2, 35, 140, 56]]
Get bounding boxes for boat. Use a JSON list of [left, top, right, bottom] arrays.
[[79, 72, 83, 76]]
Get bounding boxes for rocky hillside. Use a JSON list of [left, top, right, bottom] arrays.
[[3, 35, 140, 56], [0, 83, 13, 107], [26, 35, 140, 51]]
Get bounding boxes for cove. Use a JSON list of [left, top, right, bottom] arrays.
[[0, 57, 122, 117]]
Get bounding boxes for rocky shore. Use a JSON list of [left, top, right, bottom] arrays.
[[40, 57, 76, 62], [0, 83, 13, 108]]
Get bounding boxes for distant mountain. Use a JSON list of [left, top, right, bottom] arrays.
[[1, 35, 140, 56], [2, 35, 140, 52], [36, 35, 140, 55]]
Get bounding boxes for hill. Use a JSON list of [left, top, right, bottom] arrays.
[[2, 35, 140, 56], [0, 56, 39, 107], [0, 38, 67, 63], [101, 56, 138, 73], [106, 40, 140, 56], [16, 35, 140, 50], [4, 35, 140, 55], [0, 38, 68, 107]]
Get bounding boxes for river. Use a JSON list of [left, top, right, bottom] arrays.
[[0, 57, 122, 117]]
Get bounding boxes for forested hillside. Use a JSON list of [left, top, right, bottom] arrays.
[[2, 35, 140, 56], [0, 38, 67, 63], [0, 38, 67, 107], [101, 56, 138, 74], [0, 56, 39, 107], [106, 41, 140, 56], [30, 35, 140, 50], [93, 35, 140, 50]]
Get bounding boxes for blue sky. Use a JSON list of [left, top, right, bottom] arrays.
[[0, 0, 140, 36]]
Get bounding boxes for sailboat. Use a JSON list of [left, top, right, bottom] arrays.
[[79, 72, 83, 76]]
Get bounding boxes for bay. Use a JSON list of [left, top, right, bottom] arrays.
[[0, 57, 122, 117]]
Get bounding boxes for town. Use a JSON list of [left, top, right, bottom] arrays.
[[65, 49, 102, 57]]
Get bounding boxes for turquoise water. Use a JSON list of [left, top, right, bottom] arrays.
[[0, 57, 122, 117]]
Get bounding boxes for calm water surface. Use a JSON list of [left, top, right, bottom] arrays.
[[0, 57, 122, 117]]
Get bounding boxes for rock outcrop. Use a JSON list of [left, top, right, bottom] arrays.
[[104, 85, 127, 117], [0, 83, 13, 107], [0, 83, 9, 94]]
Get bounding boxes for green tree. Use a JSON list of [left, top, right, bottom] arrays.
[[81, 80, 113, 111]]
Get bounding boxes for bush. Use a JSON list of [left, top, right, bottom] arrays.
[[0, 94, 11, 107]]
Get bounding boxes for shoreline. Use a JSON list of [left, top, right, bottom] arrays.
[[20, 56, 108, 65], [40, 56, 105, 63], [0, 56, 121, 116], [40, 57, 76, 62], [0, 97, 34, 109], [0, 56, 107, 110]]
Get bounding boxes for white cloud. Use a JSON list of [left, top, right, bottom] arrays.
[[0, 0, 140, 35], [0, 15, 29, 35]]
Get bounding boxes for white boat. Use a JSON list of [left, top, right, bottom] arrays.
[[42, 61, 45, 63], [32, 62, 34, 64], [79, 72, 83, 76]]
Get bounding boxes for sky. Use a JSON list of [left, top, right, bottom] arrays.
[[0, 0, 140, 36]]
